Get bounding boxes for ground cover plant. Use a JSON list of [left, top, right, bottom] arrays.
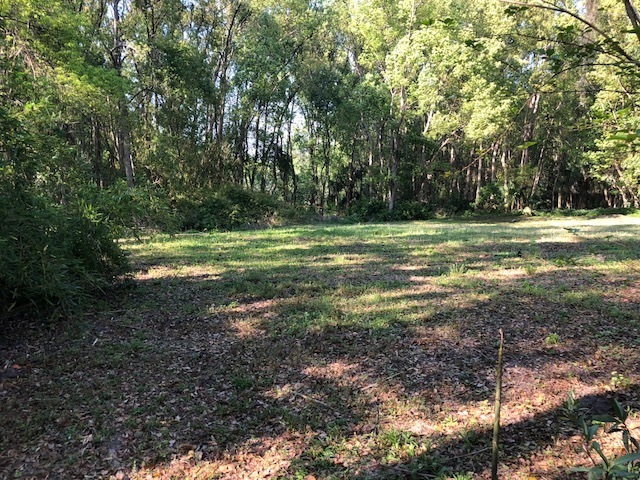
[[1, 215, 639, 479], [0, 188, 130, 320]]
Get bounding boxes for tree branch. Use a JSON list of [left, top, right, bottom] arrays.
[[501, 0, 640, 67], [623, 0, 640, 45]]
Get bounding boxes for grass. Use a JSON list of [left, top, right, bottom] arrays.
[[1, 215, 640, 479]]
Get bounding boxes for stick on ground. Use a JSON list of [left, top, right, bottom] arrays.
[[492, 328, 505, 480]]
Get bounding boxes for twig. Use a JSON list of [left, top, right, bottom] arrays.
[[492, 328, 505, 480], [292, 391, 335, 411], [456, 446, 492, 458], [84, 309, 128, 316], [362, 371, 404, 390], [389, 465, 437, 479]]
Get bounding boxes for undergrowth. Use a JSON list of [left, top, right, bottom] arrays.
[[0, 188, 129, 321]]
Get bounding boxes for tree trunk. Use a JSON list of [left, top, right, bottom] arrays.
[[520, 93, 540, 170], [118, 102, 135, 188], [530, 146, 547, 203], [347, 136, 356, 208], [500, 149, 509, 209], [92, 120, 104, 187], [388, 129, 399, 212], [475, 153, 483, 204], [109, 0, 134, 188]]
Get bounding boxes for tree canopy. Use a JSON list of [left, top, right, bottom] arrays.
[[3, 0, 640, 214], [3, 0, 640, 316]]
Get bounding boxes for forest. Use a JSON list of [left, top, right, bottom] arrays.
[[3, 0, 640, 316], [2, 1, 640, 478], [3, 0, 640, 213]]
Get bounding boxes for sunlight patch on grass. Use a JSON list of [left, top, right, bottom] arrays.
[[7, 215, 640, 479], [303, 361, 361, 383], [231, 319, 264, 339], [497, 268, 526, 277]]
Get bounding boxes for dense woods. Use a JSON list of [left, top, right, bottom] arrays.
[[2, 3, 640, 477], [4, 0, 640, 211], [2, 0, 640, 315]]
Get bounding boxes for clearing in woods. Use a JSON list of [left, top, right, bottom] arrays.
[[1, 215, 640, 479]]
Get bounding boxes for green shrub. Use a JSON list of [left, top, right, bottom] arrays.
[[392, 201, 432, 221], [474, 183, 505, 211], [348, 199, 432, 222], [273, 203, 317, 225], [72, 180, 176, 237], [175, 185, 279, 231], [564, 391, 640, 479], [0, 188, 129, 320], [347, 200, 391, 221]]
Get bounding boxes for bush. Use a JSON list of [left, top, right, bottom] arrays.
[[0, 188, 129, 320], [392, 201, 433, 221], [175, 185, 280, 231], [72, 180, 176, 237], [347, 200, 391, 221], [348, 199, 432, 222], [535, 207, 639, 218], [474, 183, 505, 211], [273, 203, 317, 225]]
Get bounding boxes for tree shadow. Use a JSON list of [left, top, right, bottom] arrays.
[[1, 220, 639, 479]]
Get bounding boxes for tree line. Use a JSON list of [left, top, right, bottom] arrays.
[[2, 0, 640, 316], [3, 0, 640, 214]]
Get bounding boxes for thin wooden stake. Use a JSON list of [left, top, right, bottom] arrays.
[[492, 328, 504, 480]]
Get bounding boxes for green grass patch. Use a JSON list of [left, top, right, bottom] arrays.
[[3, 214, 640, 480]]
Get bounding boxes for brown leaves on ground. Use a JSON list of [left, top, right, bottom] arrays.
[[1, 217, 639, 479]]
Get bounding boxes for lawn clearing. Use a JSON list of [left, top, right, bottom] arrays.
[[1, 215, 640, 479]]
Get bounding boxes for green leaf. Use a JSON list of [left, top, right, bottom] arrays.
[[585, 466, 606, 480], [439, 17, 457, 27], [592, 415, 618, 423], [613, 399, 627, 421], [608, 471, 640, 478], [623, 430, 631, 452], [610, 451, 640, 466], [592, 441, 609, 465], [517, 141, 537, 150], [586, 424, 601, 441], [608, 133, 638, 142], [504, 5, 529, 15]]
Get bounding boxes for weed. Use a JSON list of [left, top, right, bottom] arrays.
[[441, 416, 458, 429], [127, 337, 148, 353], [553, 254, 577, 267], [460, 428, 482, 449], [520, 281, 546, 296], [232, 375, 254, 390], [447, 263, 468, 276], [564, 391, 640, 479], [611, 371, 633, 390], [545, 333, 561, 346]]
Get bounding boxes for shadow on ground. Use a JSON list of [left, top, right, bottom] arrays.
[[1, 219, 639, 479]]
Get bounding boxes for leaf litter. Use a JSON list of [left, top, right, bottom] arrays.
[[1, 216, 639, 479]]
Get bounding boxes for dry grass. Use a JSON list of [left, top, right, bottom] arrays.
[[1, 215, 640, 479]]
